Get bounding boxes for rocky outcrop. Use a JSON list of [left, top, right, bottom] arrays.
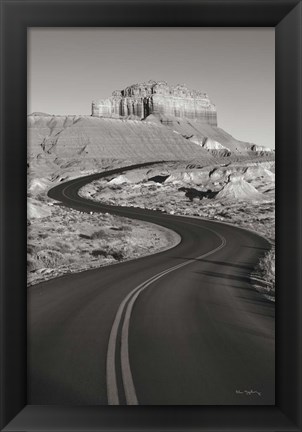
[[183, 135, 231, 157], [153, 117, 255, 154], [202, 137, 229, 152], [92, 80, 217, 126], [250, 144, 275, 157], [215, 174, 263, 201]]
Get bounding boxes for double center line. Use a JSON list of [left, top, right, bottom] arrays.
[[106, 224, 226, 405]]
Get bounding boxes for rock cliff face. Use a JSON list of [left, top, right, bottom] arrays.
[[92, 80, 217, 126]]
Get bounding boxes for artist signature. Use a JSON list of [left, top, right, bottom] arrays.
[[236, 389, 262, 396]]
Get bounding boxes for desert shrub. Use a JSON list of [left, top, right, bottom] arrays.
[[110, 250, 124, 261], [79, 233, 91, 239], [35, 193, 47, 202], [121, 225, 132, 232], [147, 185, 158, 191], [53, 240, 72, 252], [216, 211, 231, 219], [91, 230, 106, 239], [38, 233, 49, 239], [27, 258, 37, 272], [36, 249, 64, 267], [110, 225, 132, 232], [91, 249, 108, 258], [65, 255, 77, 265], [256, 248, 275, 295], [27, 245, 36, 254]]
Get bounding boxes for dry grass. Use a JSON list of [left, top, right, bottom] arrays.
[[27, 193, 180, 286]]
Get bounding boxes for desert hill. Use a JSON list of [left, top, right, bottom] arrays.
[[28, 115, 216, 162], [27, 113, 273, 165], [144, 114, 257, 155]]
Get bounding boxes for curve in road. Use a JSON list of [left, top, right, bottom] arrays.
[[28, 163, 275, 405]]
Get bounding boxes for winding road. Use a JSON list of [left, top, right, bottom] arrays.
[[28, 163, 275, 405]]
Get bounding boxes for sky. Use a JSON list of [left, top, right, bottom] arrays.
[[28, 28, 275, 148]]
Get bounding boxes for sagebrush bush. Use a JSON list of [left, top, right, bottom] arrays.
[[36, 249, 64, 267], [91, 249, 108, 258], [256, 248, 275, 295], [91, 230, 107, 239], [110, 250, 124, 261]]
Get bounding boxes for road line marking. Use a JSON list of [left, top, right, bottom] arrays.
[[105, 261, 197, 405], [120, 235, 226, 405], [106, 229, 226, 405]]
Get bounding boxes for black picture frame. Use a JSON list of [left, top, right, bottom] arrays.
[[0, 0, 301, 430]]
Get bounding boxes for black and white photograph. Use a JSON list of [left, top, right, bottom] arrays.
[[27, 27, 275, 406]]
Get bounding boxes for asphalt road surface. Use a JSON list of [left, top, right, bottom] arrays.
[[28, 163, 275, 405]]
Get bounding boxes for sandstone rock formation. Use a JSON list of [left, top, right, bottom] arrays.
[[92, 80, 217, 126]]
